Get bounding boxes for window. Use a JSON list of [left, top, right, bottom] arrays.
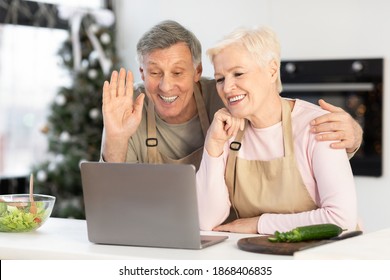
[[0, 25, 68, 176], [0, 0, 106, 177]]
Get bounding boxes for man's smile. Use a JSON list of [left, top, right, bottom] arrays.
[[159, 94, 178, 103]]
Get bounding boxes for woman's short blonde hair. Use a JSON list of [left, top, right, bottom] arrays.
[[207, 26, 282, 93]]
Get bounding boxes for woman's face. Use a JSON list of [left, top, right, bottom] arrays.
[[140, 42, 202, 124], [212, 44, 279, 126]]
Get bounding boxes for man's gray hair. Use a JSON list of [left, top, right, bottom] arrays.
[[136, 20, 202, 68]]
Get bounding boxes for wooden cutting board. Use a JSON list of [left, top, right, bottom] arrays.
[[237, 236, 330, 256], [238, 231, 363, 255]]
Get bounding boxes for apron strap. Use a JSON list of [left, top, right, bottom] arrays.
[[225, 121, 247, 217], [193, 82, 210, 137], [281, 98, 294, 157], [146, 98, 158, 163]]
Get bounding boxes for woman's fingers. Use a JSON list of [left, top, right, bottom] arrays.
[[213, 108, 244, 138], [224, 114, 244, 137]]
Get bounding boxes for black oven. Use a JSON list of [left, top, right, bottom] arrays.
[[280, 58, 383, 177]]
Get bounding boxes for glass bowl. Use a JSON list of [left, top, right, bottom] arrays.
[[0, 194, 56, 232]]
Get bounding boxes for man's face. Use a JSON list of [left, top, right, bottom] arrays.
[[139, 42, 202, 124]]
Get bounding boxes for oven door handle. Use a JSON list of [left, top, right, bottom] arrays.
[[282, 83, 374, 92]]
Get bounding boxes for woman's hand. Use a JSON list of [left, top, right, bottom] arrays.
[[101, 68, 145, 162], [310, 99, 363, 154], [205, 108, 245, 157], [213, 216, 259, 234]]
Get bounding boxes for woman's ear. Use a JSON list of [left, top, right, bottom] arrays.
[[269, 60, 279, 82]]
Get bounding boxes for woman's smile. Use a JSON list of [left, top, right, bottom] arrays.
[[228, 94, 246, 105]]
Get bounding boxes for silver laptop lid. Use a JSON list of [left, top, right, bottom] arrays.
[[80, 162, 217, 249]]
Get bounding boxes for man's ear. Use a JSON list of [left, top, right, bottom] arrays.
[[139, 67, 145, 81], [194, 63, 203, 82]]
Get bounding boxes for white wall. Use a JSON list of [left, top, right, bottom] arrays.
[[113, 0, 390, 232]]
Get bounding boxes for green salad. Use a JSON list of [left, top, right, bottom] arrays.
[[0, 201, 48, 232]]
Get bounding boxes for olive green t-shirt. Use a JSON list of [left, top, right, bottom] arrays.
[[125, 78, 224, 164]]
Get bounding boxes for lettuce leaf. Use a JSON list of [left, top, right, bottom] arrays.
[[0, 202, 49, 232]]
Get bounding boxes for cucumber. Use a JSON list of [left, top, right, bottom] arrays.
[[268, 223, 344, 243]]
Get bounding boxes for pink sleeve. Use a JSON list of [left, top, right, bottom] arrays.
[[258, 140, 358, 234], [196, 148, 231, 230]]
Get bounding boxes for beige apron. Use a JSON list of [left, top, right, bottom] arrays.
[[225, 98, 317, 220], [146, 83, 210, 170]]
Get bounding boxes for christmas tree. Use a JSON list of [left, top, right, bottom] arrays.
[[32, 12, 119, 219]]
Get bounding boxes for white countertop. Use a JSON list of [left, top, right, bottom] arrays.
[[0, 218, 291, 260], [294, 228, 390, 259], [2, 218, 389, 260]]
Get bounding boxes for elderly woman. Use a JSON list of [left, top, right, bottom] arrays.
[[196, 26, 359, 235]]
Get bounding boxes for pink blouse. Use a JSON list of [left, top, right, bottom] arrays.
[[196, 99, 358, 234]]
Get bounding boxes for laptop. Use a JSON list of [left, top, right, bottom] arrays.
[[80, 162, 228, 249]]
